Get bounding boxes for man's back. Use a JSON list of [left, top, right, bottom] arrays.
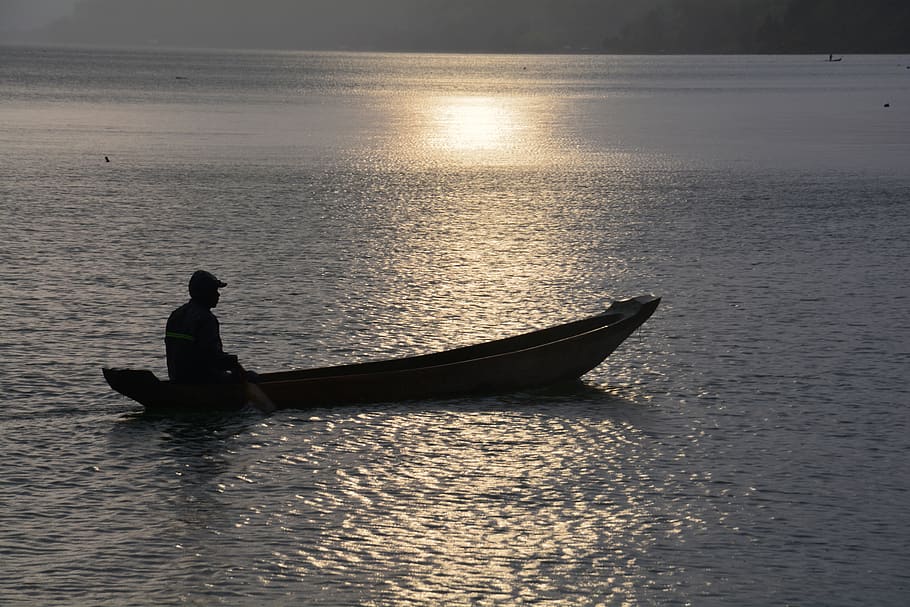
[[165, 300, 231, 383]]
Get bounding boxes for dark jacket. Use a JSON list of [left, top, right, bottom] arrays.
[[165, 300, 238, 383]]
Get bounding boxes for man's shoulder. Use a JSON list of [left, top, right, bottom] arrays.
[[168, 301, 192, 322], [170, 301, 191, 314], [168, 301, 215, 325]]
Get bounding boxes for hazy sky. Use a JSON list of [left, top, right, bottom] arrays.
[[0, 0, 653, 51], [0, 0, 80, 31]]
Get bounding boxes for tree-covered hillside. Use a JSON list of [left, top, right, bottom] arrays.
[[604, 0, 910, 53]]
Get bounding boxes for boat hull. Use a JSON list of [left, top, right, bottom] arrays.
[[103, 295, 660, 413]]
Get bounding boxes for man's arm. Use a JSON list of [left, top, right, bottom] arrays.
[[197, 314, 239, 371]]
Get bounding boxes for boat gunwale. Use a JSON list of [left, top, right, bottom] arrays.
[[258, 295, 659, 386], [260, 311, 623, 383]]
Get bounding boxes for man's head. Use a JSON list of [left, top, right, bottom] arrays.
[[188, 270, 226, 308]]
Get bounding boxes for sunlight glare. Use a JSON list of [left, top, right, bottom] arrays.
[[428, 96, 521, 153]]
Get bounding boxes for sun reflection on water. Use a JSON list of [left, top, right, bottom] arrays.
[[427, 96, 522, 153], [389, 93, 567, 168], [262, 409, 698, 605]]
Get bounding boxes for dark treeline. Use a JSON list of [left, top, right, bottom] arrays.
[[28, 0, 910, 53], [604, 0, 910, 53]]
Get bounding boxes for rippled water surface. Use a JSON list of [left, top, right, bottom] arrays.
[[2, 48, 910, 605]]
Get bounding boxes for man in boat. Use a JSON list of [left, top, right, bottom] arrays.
[[165, 270, 253, 384]]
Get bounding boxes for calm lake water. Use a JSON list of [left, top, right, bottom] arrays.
[[1, 46, 909, 605]]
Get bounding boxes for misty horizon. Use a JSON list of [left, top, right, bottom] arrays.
[[2, 0, 908, 54]]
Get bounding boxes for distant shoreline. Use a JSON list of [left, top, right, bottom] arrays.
[[3, 42, 909, 57]]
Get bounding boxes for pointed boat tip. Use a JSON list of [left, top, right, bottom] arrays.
[[635, 294, 661, 313], [605, 294, 660, 316], [622, 294, 661, 306]]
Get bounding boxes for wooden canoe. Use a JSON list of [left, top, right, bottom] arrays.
[[103, 295, 660, 413]]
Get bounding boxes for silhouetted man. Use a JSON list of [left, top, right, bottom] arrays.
[[165, 270, 245, 384]]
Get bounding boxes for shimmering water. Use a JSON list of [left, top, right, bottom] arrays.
[[1, 47, 909, 605]]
